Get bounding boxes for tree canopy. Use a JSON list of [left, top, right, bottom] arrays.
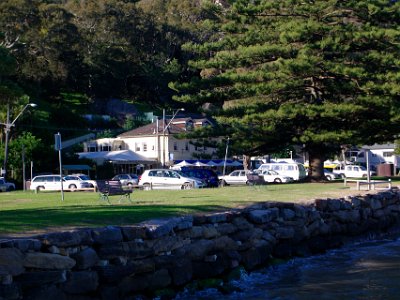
[[172, 0, 400, 179], [0, 0, 400, 182], [0, 0, 212, 180]]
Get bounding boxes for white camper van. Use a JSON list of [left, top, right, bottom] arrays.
[[257, 163, 307, 181]]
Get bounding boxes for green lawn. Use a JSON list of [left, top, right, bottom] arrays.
[[0, 181, 395, 235]]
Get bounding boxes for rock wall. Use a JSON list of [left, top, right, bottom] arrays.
[[1, 190, 400, 299]]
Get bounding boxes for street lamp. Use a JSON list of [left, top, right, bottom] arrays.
[[222, 137, 230, 178], [161, 108, 185, 167], [1, 103, 37, 179]]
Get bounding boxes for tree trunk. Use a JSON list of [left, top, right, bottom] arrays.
[[243, 155, 251, 171], [308, 148, 325, 181]]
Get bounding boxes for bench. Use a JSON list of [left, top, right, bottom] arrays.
[[246, 173, 265, 186], [344, 178, 392, 191], [96, 180, 132, 204]]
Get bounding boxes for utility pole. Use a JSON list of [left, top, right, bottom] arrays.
[[223, 137, 230, 177], [55, 133, 64, 201], [162, 108, 184, 168], [1, 103, 37, 180]]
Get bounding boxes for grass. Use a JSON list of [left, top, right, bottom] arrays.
[[0, 180, 397, 235]]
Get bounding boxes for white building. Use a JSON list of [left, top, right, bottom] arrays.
[[357, 143, 399, 167], [78, 117, 219, 171]]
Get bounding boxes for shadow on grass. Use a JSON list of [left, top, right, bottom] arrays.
[[0, 204, 229, 235]]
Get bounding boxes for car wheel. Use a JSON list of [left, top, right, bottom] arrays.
[[143, 183, 151, 190], [219, 180, 227, 187], [325, 175, 332, 181], [182, 182, 193, 190], [37, 186, 45, 192], [69, 184, 77, 192], [127, 183, 133, 189], [274, 178, 282, 183], [7, 186, 15, 191]]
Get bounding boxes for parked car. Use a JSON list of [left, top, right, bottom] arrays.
[[0, 177, 15, 192], [333, 165, 376, 178], [138, 169, 205, 190], [179, 168, 219, 187], [111, 174, 139, 187], [65, 174, 97, 189], [30, 175, 91, 192], [218, 170, 253, 186], [257, 163, 307, 181], [324, 169, 341, 181], [259, 170, 294, 183]]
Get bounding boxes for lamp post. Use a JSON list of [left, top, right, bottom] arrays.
[[162, 108, 184, 167], [222, 137, 230, 177], [1, 103, 37, 179]]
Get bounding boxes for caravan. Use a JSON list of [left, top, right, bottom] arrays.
[[257, 163, 307, 181]]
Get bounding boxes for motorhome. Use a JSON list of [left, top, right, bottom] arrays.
[[257, 163, 307, 181]]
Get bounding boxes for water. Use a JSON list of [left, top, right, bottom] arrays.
[[174, 236, 400, 300]]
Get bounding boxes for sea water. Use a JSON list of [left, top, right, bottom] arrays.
[[174, 235, 400, 300]]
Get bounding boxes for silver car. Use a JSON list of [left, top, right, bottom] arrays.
[[111, 174, 139, 187], [138, 169, 205, 190], [259, 170, 294, 183], [218, 170, 250, 186]]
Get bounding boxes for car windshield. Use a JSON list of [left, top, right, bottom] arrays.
[[79, 175, 91, 180]]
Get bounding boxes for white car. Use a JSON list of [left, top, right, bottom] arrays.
[[66, 174, 97, 189], [333, 165, 376, 178], [138, 169, 205, 190], [30, 175, 91, 192], [218, 170, 251, 186], [0, 177, 15, 192], [324, 169, 341, 181], [259, 170, 294, 183]]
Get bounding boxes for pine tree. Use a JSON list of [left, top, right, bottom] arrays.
[[172, 0, 400, 179]]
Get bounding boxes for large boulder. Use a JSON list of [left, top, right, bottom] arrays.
[[23, 253, 76, 270], [0, 248, 25, 276], [61, 271, 99, 294]]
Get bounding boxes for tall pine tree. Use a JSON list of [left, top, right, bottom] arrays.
[[171, 0, 400, 180]]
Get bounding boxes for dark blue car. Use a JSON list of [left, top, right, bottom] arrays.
[[180, 168, 219, 188]]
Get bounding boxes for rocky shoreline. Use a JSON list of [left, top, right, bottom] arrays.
[[1, 189, 400, 299]]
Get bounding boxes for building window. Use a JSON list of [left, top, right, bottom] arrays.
[[152, 144, 155, 150], [135, 143, 140, 151], [100, 144, 111, 151], [186, 121, 194, 131], [143, 143, 147, 152], [185, 142, 189, 151], [174, 142, 178, 151], [383, 151, 394, 157], [88, 144, 97, 152]]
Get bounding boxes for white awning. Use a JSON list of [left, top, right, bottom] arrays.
[[78, 150, 156, 164]]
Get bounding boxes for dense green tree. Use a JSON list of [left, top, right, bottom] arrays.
[[0, 45, 28, 154], [172, 0, 400, 179], [0, 46, 24, 108], [0, 0, 82, 97], [0, 132, 41, 182]]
